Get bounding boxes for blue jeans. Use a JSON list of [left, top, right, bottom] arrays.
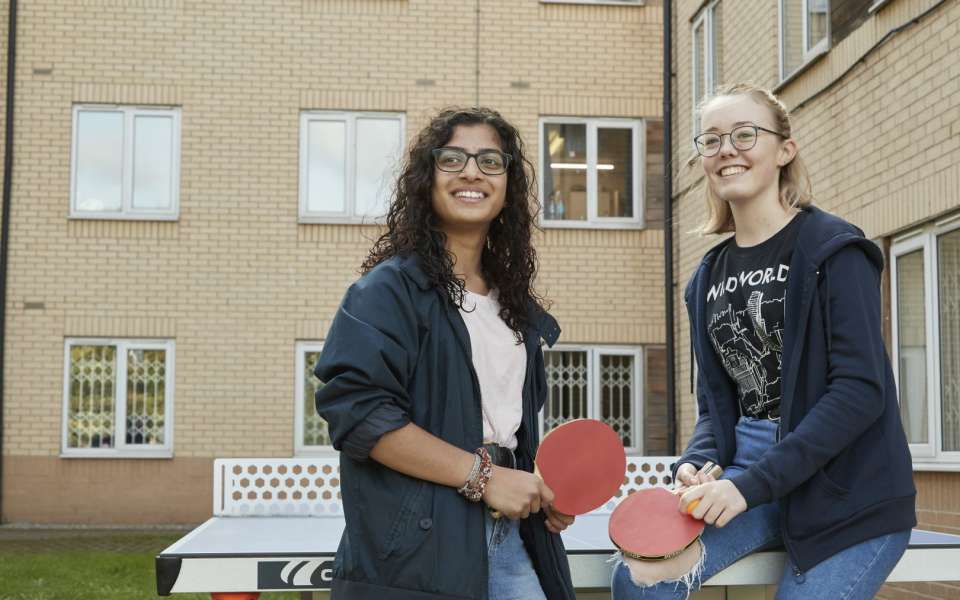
[[485, 512, 546, 600], [612, 417, 910, 600]]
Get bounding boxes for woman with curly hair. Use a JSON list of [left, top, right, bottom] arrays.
[[314, 107, 576, 600]]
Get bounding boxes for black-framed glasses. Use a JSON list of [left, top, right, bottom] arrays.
[[693, 125, 785, 157], [432, 147, 511, 176]]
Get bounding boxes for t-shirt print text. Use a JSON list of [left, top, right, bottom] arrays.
[[706, 264, 790, 302]]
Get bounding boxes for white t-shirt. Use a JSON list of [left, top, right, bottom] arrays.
[[458, 289, 527, 451]]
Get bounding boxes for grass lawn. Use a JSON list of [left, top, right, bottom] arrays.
[[0, 531, 302, 600]]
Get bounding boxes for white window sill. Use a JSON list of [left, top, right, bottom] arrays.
[[868, 0, 893, 14], [293, 448, 340, 458], [61, 449, 174, 459], [912, 461, 960, 473], [540, 219, 647, 230], [298, 216, 384, 225], [541, 0, 643, 5], [69, 212, 179, 222]]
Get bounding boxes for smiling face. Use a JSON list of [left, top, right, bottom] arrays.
[[430, 124, 508, 234], [699, 94, 796, 208]]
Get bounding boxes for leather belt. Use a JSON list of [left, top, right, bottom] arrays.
[[482, 443, 516, 469]]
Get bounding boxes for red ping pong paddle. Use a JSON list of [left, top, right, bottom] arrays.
[[534, 419, 627, 516], [609, 462, 723, 560]]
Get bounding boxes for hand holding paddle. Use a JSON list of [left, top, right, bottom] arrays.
[[488, 419, 626, 527], [483, 466, 554, 520], [608, 462, 725, 561], [675, 461, 723, 513]]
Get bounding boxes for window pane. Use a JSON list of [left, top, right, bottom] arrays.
[[543, 123, 587, 221], [600, 354, 634, 447], [304, 351, 331, 446], [355, 118, 401, 219], [126, 348, 166, 445], [897, 249, 928, 445], [781, 0, 804, 77], [543, 351, 589, 432], [307, 120, 346, 213], [598, 128, 634, 218], [76, 111, 123, 212], [68, 345, 116, 448], [693, 21, 706, 111], [644, 120, 664, 228], [712, 3, 723, 85], [132, 116, 174, 210], [806, 0, 828, 52], [938, 229, 960, 452]]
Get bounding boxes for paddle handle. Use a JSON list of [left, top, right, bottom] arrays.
[[684, 462, 724, 514]]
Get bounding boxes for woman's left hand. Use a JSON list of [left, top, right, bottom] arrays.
[[543, 505, 575, 534], [679, 480, 747, 528]]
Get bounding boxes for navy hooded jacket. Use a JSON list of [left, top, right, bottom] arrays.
[[315, 255, 576, 600], [679, 206, 916, 573]]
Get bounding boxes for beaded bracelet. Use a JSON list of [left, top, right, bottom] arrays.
[[457, 447, 493, 502], [459, 453, 481, 493]]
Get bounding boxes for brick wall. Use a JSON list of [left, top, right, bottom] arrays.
[[0, 0, 665, 524]]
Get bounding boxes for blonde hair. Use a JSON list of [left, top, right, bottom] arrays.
[[692, 83, 813, 235]]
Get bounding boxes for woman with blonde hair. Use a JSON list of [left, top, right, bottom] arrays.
[[613, 83, 916, 599]]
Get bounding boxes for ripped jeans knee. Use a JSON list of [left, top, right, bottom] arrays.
[[612, 540, 705, 600]]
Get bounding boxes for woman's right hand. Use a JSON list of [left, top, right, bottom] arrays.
[[482, 466, 554, 519]]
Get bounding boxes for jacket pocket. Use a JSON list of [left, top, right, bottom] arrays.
[[788, 469, 852, 538], [378, 478, 427, 560], [812, 467, 849, 498]]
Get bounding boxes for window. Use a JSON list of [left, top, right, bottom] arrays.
[[70, 105, 181, 220], [779, 0, 830, 81], [295, 342, 333, 455], [692, 1, 723, 138], [542, 346, 643, 452], [62, 339, 174, 457], [299, 112, 404, 223], [540, 118, 644, 228], [891, 215, 960, 468]]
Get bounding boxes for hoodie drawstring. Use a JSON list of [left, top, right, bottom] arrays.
[[822, 266, 832, 354]]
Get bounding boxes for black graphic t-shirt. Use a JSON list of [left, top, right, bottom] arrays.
[[704, 213, 805, 420]]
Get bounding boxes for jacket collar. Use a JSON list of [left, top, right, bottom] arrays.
[[398, 253, 561, 346]]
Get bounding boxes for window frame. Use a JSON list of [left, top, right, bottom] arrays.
[[538, 117, 645, 229], [540, 344, 644, 454], [70, 105, 181, 221], [539, 0, 643, 5], [691, 0, 720, 140], [294, 341, 336, 457], [891, 215, 960, 470], [778, 0, 831, 83], [298, 111, 405, 224], [61, 338, 175, 458]]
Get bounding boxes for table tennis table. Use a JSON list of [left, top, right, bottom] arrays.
[[156, 458, 960, 599]]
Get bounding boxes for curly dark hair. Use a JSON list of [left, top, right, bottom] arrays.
[[361, 107, 546, 341]]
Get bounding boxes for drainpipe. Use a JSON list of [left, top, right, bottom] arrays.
[[0, 0, 19, 522], [662, 0, 676, 454]]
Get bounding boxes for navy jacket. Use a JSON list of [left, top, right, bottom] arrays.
[[680, 206, 916, 572], [315, 255, 576, 600]]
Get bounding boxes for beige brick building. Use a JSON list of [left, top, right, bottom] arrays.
[[0, 0, 669, 526], [670, 0, 959, 597]]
